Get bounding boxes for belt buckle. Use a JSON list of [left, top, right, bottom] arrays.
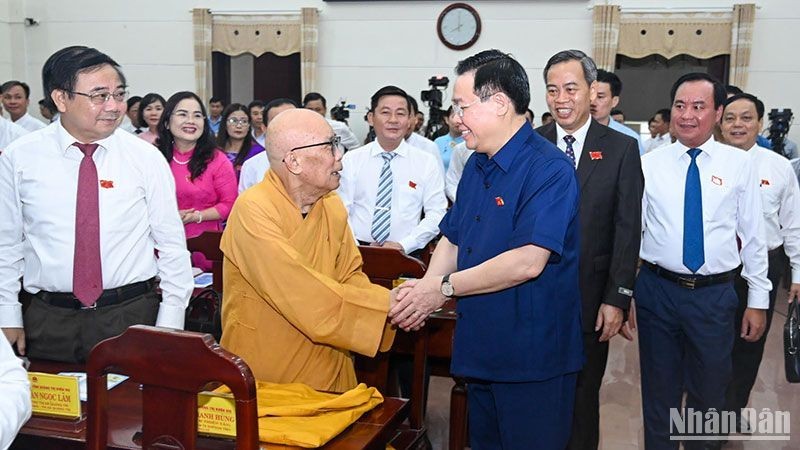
[[80, 302, 98, 310], [677, 277, 696, 290]]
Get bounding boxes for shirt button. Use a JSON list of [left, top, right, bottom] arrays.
[[475, 215, 481, 222], [457, 312, 463, 319], [484, 182, 490, 189], [466, 247, 472, 254]]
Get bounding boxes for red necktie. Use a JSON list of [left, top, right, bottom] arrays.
[[73, 142, 103, 306]]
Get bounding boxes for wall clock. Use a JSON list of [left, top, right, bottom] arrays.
[[437, 3, 481, 51]]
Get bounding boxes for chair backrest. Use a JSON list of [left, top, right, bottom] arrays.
[[186, 231, 224, 292], [357, 245, 427, 288], [355, 245, 428, 430], [86, 325, 259, 450]]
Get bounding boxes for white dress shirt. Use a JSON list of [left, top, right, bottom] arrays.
[[0, 116, 27, 151], [328, 119, 361, 151], [252, 129, 266, 148], [748, 145, 800, 282], [445, 142, 474, 202], [0, 336, 30, 450], [406, 132, 445, 175], [238, 151, 271, 193], [338, 139, 447, 253], [644, 133, 672, 153], [555, 117, 592, 168], [0, 335, 30, 450], [608, 118, 645, 154], [640, 137, 771, 308], [0, 121, 194, 329], [12, 113, 46, 132]]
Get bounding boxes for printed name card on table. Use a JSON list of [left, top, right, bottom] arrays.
[[198, 391, 237, 438], [28, 372, 81, 419]]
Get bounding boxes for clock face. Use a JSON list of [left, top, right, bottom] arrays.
[[438, 4, 481, 50]]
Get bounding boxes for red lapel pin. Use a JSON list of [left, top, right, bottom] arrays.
[[495, 196, 504, 207], [409, 181, 417, 189], [760, 179, 770, 186], [589, 151, 603, 160], [99, 180, 114, 189], [711, 176, 723, 186]]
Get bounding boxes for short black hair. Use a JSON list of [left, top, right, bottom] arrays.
[[455, 49, 530, 114], [264, 98, 299, 121], [370, 85, 411, 112], [610, 108, 624, 117], [654, 108, 671, 122], [670, 72, 726, 109], [407, 96, 419, 114], [209, 96, 224, 105], [157, 91, 216, 180], [1, 80, 31, 98], [41, 46, 126, 111], [302, 92, 327, 109], [543, 50, 597, 87], [137, 92, 166, 129], [725, 85, 744, 96], [725, 93, 765, 120], [596, 69, 622, 97], [248, 100, 265, 111], [541, 111, 552, 120], [126, 95, 142, 109]]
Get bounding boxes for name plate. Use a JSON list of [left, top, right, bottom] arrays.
[[198, 391, 237, 438], [28, 372, 81, 419]]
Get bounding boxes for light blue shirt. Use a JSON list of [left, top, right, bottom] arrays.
[[608, 118, 645, 155], [433, 133, 464, 171]]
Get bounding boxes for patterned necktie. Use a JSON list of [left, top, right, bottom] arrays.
[[683, 148, 705, 273], [371, 152, 397, 244], [563, 135, 577, 167], [73, 142, 103, 306]]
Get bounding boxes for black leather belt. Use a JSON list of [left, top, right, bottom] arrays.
[[643, 261, 737, 290], [36, 278, 156, 309]]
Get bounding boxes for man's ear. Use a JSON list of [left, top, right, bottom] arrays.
[[51, 90, 68, 114], [283, 152, 303, 175], [367, 111, 374, 127], [492, 92, 511, 117], [611, 96, 620, 109]]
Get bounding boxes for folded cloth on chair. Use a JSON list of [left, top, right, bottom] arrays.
[[218, 381, 384, 448]]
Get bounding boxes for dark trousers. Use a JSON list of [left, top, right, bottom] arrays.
[[725, 247, 786, 414], [566, 331, 609, 450], [635, 266, 738, 450], [24, 290, 160, 363], [468, 373, 577, 450]]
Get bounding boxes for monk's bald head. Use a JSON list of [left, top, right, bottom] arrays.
[[266, 108, 332, 166]]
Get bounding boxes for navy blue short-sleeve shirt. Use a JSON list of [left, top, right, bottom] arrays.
[[440, 123, 584, 382]]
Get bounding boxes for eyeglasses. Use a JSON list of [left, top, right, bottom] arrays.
[[227, 118, 250, 126], [452, 94, 493, 118], [69, 89, 128, 105], [172, 111, 206, 121], [283, 135, 343, 161]]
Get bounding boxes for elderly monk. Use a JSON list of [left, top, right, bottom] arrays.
[[220, 108, 397, 392]]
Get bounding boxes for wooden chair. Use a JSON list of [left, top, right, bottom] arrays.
[[355, 245, 429, 449], [86, 325, 259, 450], [186, 231, 224, 293]]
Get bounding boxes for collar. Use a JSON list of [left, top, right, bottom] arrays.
[[55, 119, 114, 155], [486, 122, 533, 173], [555, 116, 591, 147], [369, 139, 409, 158], [672, 135, 718, 160]]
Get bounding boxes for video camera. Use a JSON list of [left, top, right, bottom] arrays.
[[767, 108, 793, 157], [420, 76, 450, 140], [330, 99, 354, 124]]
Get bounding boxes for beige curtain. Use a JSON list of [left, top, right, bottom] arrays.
[[617, 12, 732, 60], [729, 4, 755, 88], [212, 15, 301, 57], [192, 8, 213, 104], [592, 5, 620, 71], [301, 8, 319, 95]]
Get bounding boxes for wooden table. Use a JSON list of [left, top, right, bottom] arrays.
[[13, 360, 409, 450]]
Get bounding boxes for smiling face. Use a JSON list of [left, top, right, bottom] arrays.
[[368, 94, 410, 150], [2, 84, 29, 121], [721, 98, 761, 151], [671, 80, 722, 148], [142, 100, 164, 128], [51, 64, 126, 143], [451, 72, 498, 154], [545, 59, 596, 134], [168, 98, 205, 149]]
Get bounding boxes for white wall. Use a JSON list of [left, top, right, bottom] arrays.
[[3, 0, 799, 143]]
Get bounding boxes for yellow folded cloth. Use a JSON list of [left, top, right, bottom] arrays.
[[218, 381, 384, 448]]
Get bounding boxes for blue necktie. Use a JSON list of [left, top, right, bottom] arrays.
[[371, 152, 396, 244], [563, 135, 576, 167], [683, 148, 704, 273]]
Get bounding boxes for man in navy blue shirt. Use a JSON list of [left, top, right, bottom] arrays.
[[389, 49, 584, 450]]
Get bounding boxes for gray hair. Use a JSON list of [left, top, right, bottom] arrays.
[[543, 50, 598, 86]]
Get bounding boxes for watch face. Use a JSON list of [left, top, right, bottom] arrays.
[[441, 281, 455, 297], [440, 7, 479, 48]]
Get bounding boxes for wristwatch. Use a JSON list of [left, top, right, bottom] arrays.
[[440, 273, 455, 297]]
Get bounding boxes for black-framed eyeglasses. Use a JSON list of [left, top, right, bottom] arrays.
[[69, 89, 128, 105], [283, 135, 343, 162]]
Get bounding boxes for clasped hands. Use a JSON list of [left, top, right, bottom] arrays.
[[388, 276, 448, 332]]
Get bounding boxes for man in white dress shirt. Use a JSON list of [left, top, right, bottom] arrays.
[[338, 85, 446, 256], [720, 92, 800, 428], [0, 335, 30, 450], [405, 96, 446, 174], [0, 46, 193, 363], [1, 81, 46, 132], [644, 109, 671, 153], [444, 142, 474, 202], [0, 115, 27, 152], [637, 73, 771, 450], [238, 99, 297, 193], [302, 92, 361, 151]]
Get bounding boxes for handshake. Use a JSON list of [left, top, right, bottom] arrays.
[[387, 276, 449, 332]]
